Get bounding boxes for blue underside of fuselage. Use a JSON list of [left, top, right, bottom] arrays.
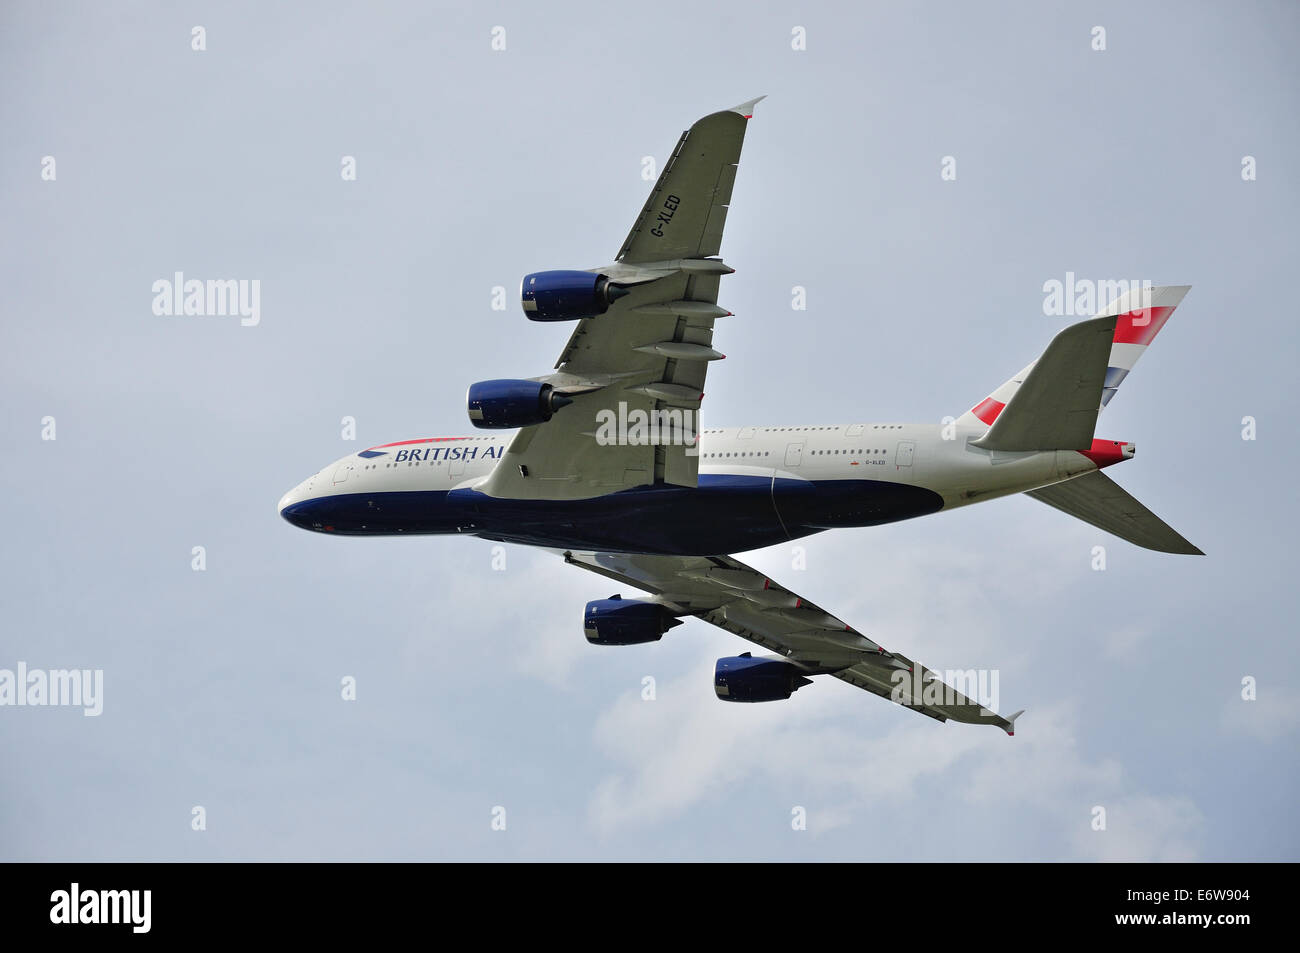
[[279, 474, 944, 556]]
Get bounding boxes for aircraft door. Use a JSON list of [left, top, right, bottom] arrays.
[[895, 440, 915, 468], [784, 442, 803, 468]]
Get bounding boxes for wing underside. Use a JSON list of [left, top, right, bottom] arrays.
[[562, 549, 1023, 733], [477, 100, 764, 502]]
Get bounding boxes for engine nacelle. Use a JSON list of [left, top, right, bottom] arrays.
[[521, 270, 629, 321], [714, 654, 813, 702], [467, 379, 572, 429], [584, 596, 682, 646]]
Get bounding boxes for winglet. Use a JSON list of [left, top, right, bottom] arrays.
[[728, 95, 767, 119], [1002, 709, 1025, 737]]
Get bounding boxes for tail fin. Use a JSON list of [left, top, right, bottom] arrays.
[[971, 315, 1114, 451], [1026, 470, 1203, 555], [957, 286, 1191, 441]]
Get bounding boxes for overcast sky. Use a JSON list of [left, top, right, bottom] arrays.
[[2, 0, 1297, 861]]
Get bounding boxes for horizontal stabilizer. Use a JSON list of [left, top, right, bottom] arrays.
[[1026, 471, 1203, 555], [972, 315, 1115, 451]]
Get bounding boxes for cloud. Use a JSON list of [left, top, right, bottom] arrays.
[[1068, 795, 1204, 863], [1220, 682, 1300, 743], [587, 658, 1204, 860]]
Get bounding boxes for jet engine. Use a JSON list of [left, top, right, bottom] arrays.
[[521, 270, 629, 321], [466, 379, 572, 429], [714, 654, 813, 702], [584, 596, 682, 645]]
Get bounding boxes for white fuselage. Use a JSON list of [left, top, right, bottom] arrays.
[[278, 423, 1123, 555]]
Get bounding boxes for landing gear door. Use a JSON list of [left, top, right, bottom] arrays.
[[784, 442, 804, 468]]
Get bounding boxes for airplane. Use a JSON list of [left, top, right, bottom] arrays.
[[278, 97, 1201, 735]]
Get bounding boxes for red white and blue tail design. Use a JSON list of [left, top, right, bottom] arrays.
[[957, 285, 1191, 429], [954, 285, 1201, 554], [1094, 284, 1188, 407]]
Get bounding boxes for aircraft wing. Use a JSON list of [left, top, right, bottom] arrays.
[[476, 98, 764, 502], [561, 549, 1023, 734]]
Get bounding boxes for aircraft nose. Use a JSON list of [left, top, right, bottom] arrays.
[[278, 478, 314, 525]]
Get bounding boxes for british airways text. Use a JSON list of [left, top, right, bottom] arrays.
[[391, 446, 502, 463]]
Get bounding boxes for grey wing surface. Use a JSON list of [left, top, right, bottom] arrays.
[[562, 549, 1023, 734], [478, 99, 764, 502]]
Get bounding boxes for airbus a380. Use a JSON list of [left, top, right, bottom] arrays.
[[279, 98, 1200, 734]]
